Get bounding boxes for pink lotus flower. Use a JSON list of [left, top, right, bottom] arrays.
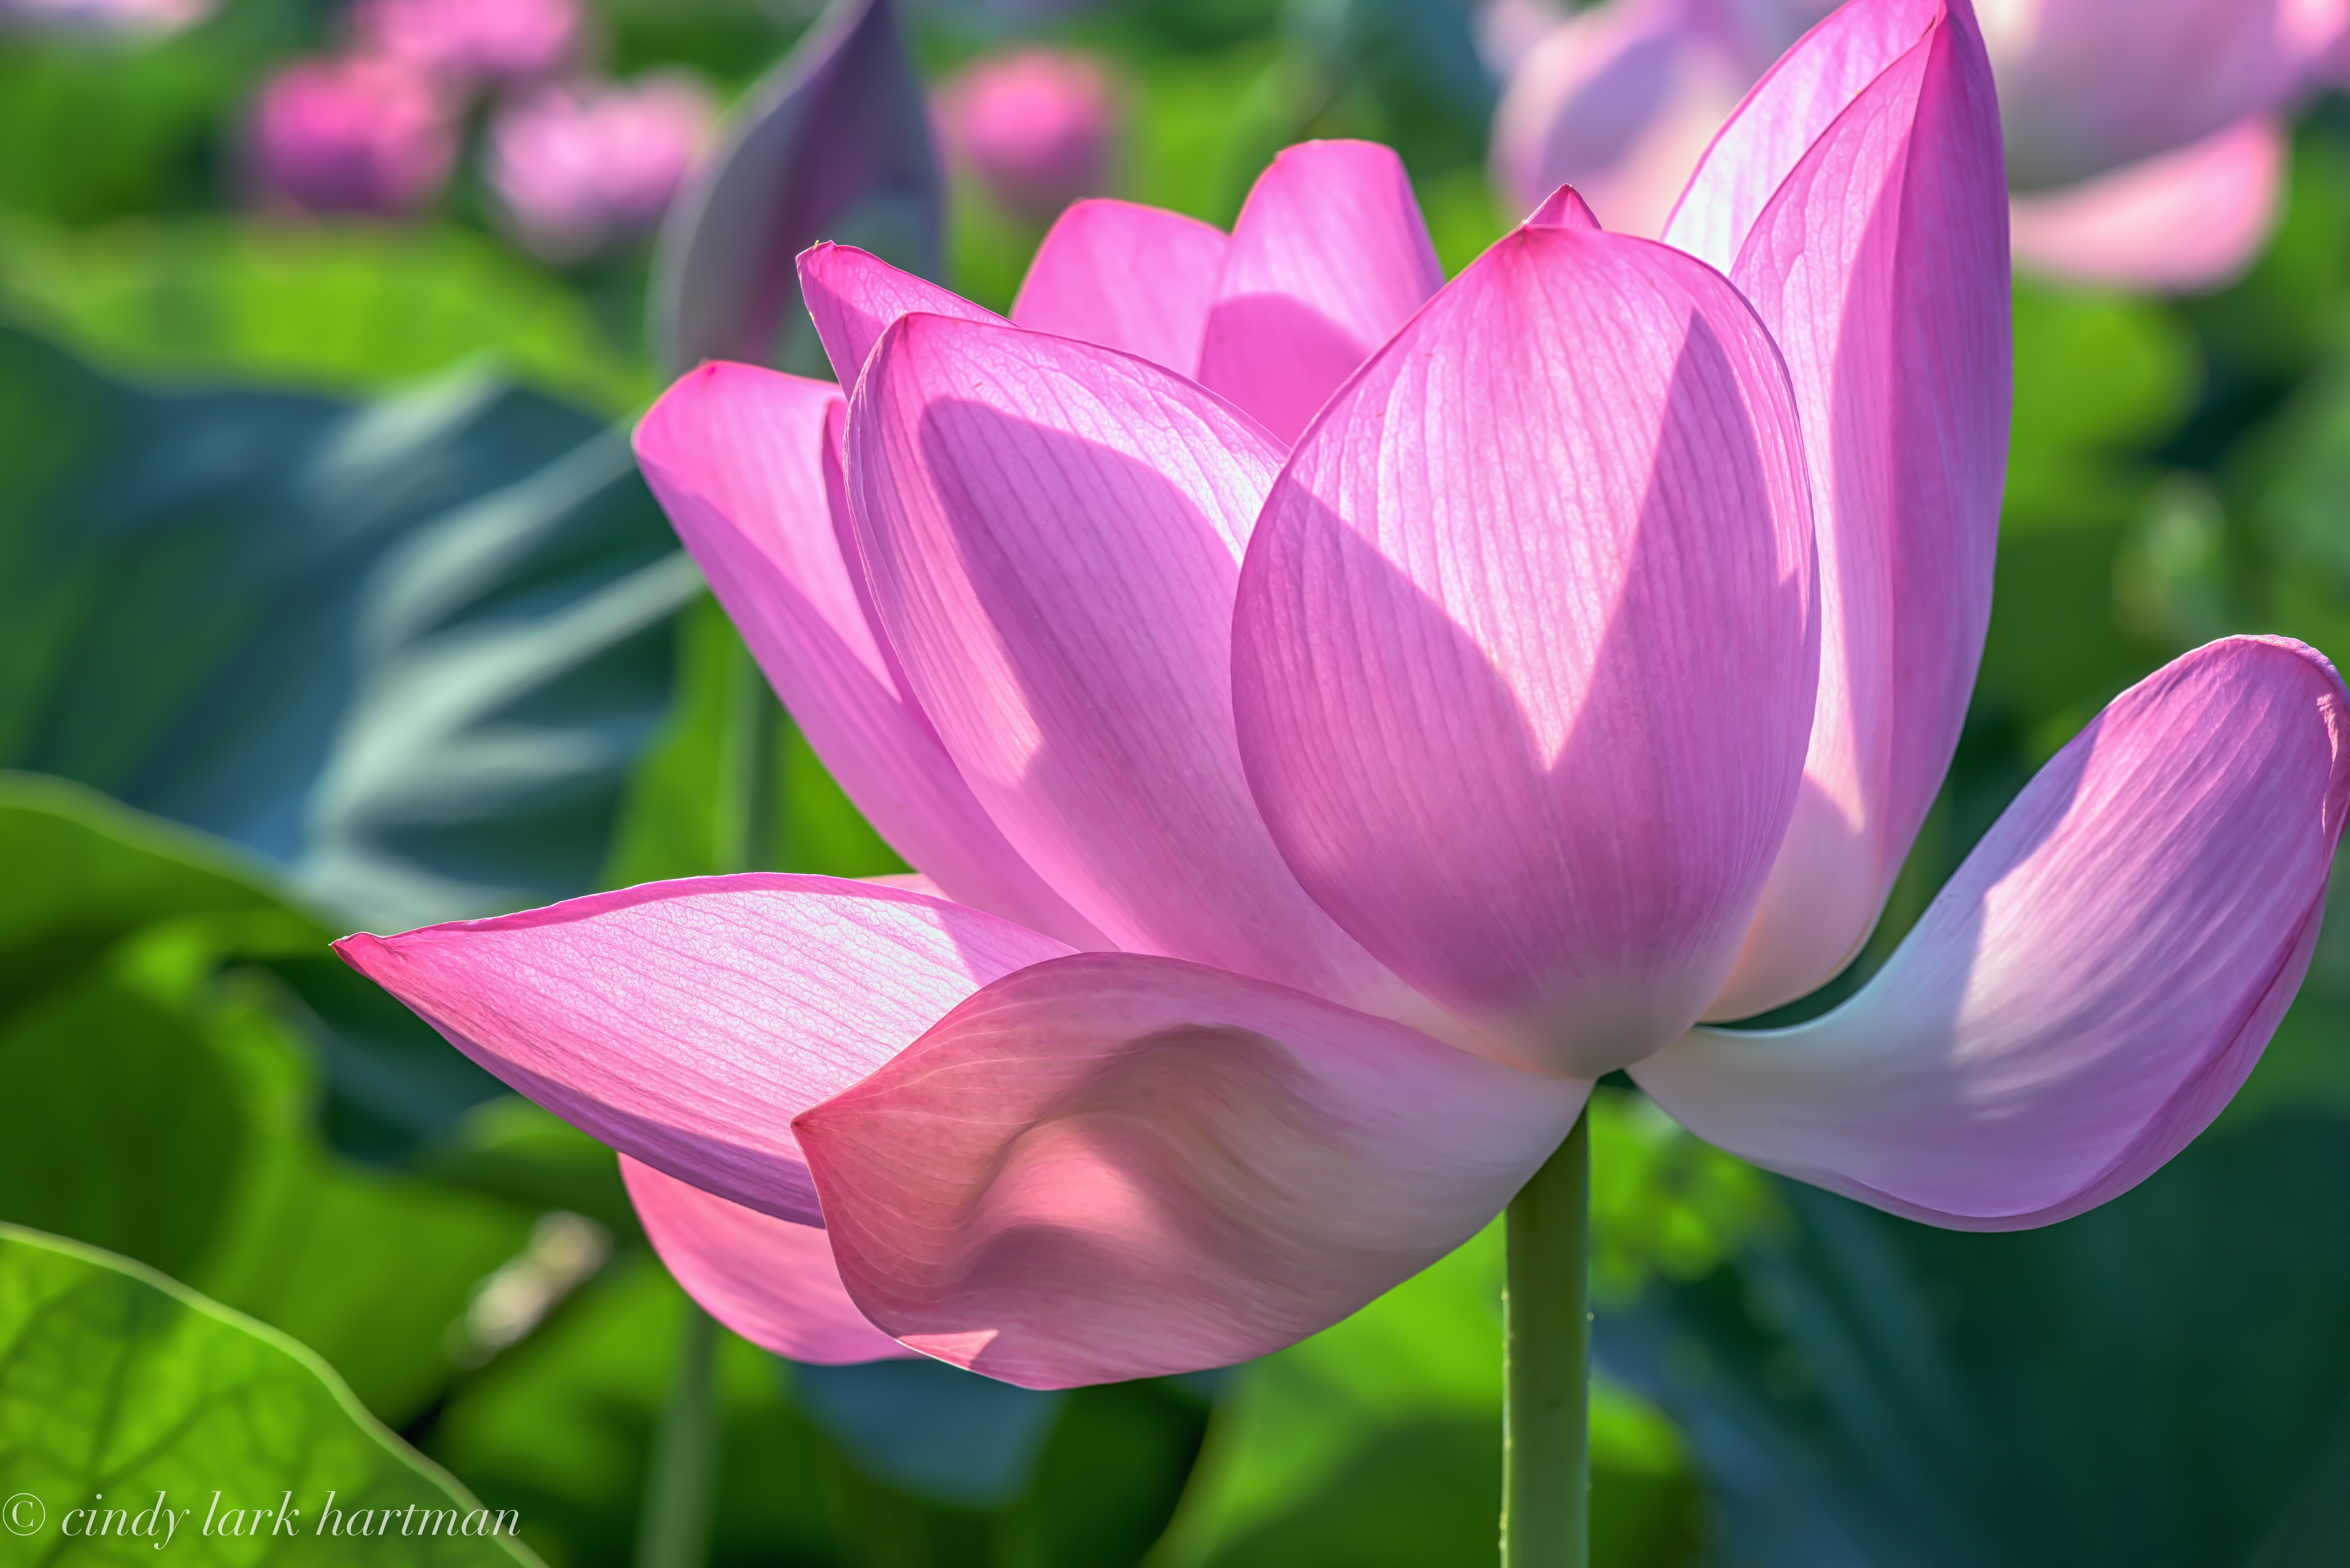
[[352, 0, 578, 87], [488, 73, 716, 261], [936, 47, 1118, 223], [1492, 0, 2350, 291], [247, 53, 456, 219], [341, 0, 2350, 1389]]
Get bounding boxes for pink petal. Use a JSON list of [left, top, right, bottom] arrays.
[[1009, 198, 1230, 375], [1195, 140, 1445, 444], [1524, 184, 1603, 230], [333, 874, 1073, 1226], [1636, 637, 2350, 1230], [1231, 225, 1818, 1077], [797, 241, 1002, 389], [623, 1156, 915, 1364], [796, 952, 1588, 1388], [1490, 0, 1756, 239], [1662, 0, 1944, 274], [845, 315, 1416, 1019], [2009, 116, 2285, 295], [634, 362, 1103, 948], [1688, 0, 2011, 1018]]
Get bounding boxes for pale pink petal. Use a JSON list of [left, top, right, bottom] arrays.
[[845, 315, 1417, 1020], [1490, 0, 1755, 239], [1010, 198, 1230, 375], [1195, 140, 1445, 444], [333, 874, 1073, 1226], [1987, 0, 2347, 191], [797, 952, 1588, 1389], [1696, 0, 2010, 1018], [2009, 116, 2285, 295], [1231, 225, 1817, 1077], [1662, 0, 1944, 273], [623, 1156, 915, 1364], [634, 363, 1104, 948], [1636, 637, 2350, 1229], [797, 241, 1002, 389]]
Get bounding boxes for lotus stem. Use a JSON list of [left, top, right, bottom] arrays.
[[637, 1304, 722, 1568], [1501, 1105, 1590, 1568]]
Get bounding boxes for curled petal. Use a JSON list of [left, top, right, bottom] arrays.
[[799, 241, 1002, 389], [1010, 199, 1230, 375], [2009, 116, 2285, 295], [847, 314, 1410, 1015], [797, 952, 1588, 1389], [1636, 637, 2350, 1230], [1233, 225, 1817, 1076], [634, 362, 1103, 947], [1691, 0, 2010, 1017], [1196, 140, 1445, 444], [623, 1156, 914, 1364], [334, 875, 1073, 1226]]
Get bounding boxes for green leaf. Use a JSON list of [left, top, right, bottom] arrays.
[[0, 1223, 539, 1564]]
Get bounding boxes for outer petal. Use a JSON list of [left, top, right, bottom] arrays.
[[1195, 140, 1445, 444], [1693, 0, 2011, 1017], [333, 874, 1073, 1226], [1490, 0, 1755, 239], [634, 363, 1103, 948], [1232, 225, 1817, 1077], [796, 951, 1589, 1389], [2008, 116, 2285, 295], [1010, 199, 1230, 375], [1987, 0, 2347, 191], [845, 315, 1417, 1020], [623, 1156, 915, 1364], [1635, 637, 2350, 1230], [799, 241, 1003, 390]]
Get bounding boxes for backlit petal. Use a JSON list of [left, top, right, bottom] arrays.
[[1232, 225, 1817, 1075], [799, 241, 1002, 389], [1196, 140, 1445, 443], [334, 875, 1073, 1226], [1011, 198, 1230, 375], [1636, 637, 2350, 1229], [797, 952, 1588, 1388]]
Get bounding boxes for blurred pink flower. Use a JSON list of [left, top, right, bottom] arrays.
[[937, 47, 1117, 222], [353, 0, 579, 87], [248, 54, 455, 219], [0, 0, 212, 36], [488, 73, 716, 260], [1491, 0, 2350, 291], [342, 0, 2350, 1393]]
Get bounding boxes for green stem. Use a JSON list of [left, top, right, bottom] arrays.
[[636, 1305, 721, 1568], [1501, 1107, 1590, 1568]]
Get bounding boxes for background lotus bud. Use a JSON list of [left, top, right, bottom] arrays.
[[936, 47, 1117, 224], [247, 54, 456, 219], [488, 73, 716, 262], [351, 0, 580, 88], [0, 0, 212, 38]]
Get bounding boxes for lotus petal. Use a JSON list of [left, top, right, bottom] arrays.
[[1010, 199, 1231, 375], [2008, 115, 2285, 294], [799, 241, 1003, 390]]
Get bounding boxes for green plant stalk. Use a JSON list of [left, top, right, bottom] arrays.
[[1501, 1107, 1591, 1568], [637, 1299, 722, 1568]]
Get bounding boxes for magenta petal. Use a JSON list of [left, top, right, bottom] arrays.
[[623, 1156, 915, 1364], [1010, 198, 1230, 375], [798, 241, 1002, 389], [1524, 184, 1603, 230], [1636, 638, 2350, 1230], [1685, 0, 2010, 1018], [846, 314, 1414, 1015], [634, 363, 1102, 947], [797, 952, 1588, 1388], [1195, 139, 1445, 444], [2009, 116, 2285, 295], [1232, 225, 1817, 1076], [333, 874, 1074, 1226]]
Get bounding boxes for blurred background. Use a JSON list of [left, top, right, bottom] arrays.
[[6, 0, 2350, 1563]]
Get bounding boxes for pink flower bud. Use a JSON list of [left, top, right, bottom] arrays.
[[247, 54, 456, 218], [937, 48, 1117, 224], [352, 0, 579, 88], [487, 72, 716, 261]]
